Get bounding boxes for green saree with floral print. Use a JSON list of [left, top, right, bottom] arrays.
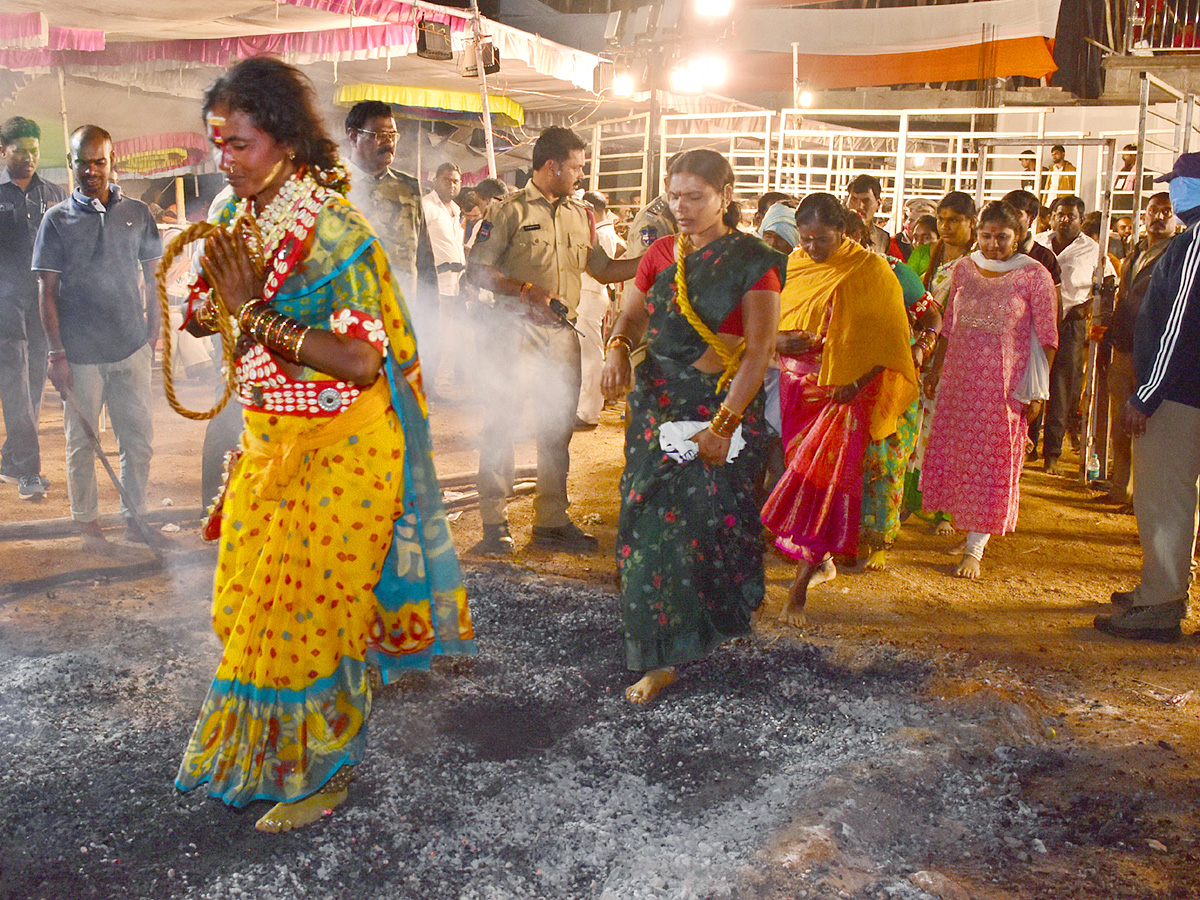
[[617, 233, 785, 671]]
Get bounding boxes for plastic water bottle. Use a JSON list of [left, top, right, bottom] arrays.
[[1086, 442, 1100, 481]]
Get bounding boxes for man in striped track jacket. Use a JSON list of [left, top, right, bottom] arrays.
[[1096, 152, 1200, 642]]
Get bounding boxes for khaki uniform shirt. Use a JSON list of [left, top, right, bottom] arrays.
[[468, 181, 595, 316], [624, 193, 676, 262], [347, 160, 435, 303]]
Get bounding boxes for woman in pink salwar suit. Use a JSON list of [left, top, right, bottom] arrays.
[[921, 201, 1058, 578]]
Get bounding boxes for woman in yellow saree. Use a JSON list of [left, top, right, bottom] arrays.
[[175, 58, 474, 833]]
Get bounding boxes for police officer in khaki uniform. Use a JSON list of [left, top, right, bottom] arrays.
[[626, 193, 676, 262], [468, 126, 635, 555], [617, 155, 679, 370], [344, 101, 437, 319]]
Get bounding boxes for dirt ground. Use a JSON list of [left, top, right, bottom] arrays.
[[1, 369, 1198, 899]]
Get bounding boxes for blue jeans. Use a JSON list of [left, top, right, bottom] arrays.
[[64, 343, 154, 522]]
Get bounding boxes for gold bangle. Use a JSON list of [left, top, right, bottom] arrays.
[[709, 403, 743, 439], [238, 299, 270, 331], [519, 281, 533, 301], [193, 300, 222, 331], [716, 403, 743, 424], [290, 327, 311, 363], [605, 334, 634, 354], [710, 418, 737, 439]]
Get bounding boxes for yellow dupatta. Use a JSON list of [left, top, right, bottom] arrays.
[[780, 238, 918, 441]]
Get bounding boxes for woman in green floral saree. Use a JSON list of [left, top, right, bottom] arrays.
[[601, 150, 784, 704]]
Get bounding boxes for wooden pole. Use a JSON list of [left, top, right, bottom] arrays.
[[56, 67, 73, 191], [469, 0, 498, 177]]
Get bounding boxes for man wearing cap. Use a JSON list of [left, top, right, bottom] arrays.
[[1019, 150, 1038, 194], [0, 116, 65, 501], [466, 126, 635, 555], [1096, 153, 1200, 642]]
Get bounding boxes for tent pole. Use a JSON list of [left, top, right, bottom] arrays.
[[56, 67, 73, 192], [175, 176, 187, 223], [469, 0, 498, 177]]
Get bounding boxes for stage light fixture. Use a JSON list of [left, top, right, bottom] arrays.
[[695, 0, 732, 19], [692, 54, 727, 87], [416, 19, 453, 61]]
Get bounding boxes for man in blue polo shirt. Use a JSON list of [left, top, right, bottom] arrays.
[[32, 124, 162, 552], [0, 116, 65, 501]]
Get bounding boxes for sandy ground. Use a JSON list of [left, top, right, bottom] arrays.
[[1, 369, 1199, 899]]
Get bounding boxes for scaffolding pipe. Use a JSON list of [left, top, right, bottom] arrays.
[[56, 67, 73, 192], [469, 0, 498, 177]]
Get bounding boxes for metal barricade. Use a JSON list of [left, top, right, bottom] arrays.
[[658, 110, 776, 209], [582, 112, 652, 222], [1126, 0, 1200, 53], [772, 107, 1082, 235]]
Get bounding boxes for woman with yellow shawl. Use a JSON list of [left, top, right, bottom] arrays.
[[762, 194, 918, 624], [174, 58, 475, 833]]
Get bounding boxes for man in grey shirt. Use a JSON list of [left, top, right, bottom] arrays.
[[33, 125, 163, 552]]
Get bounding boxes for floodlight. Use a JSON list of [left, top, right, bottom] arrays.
[[799, 90, 813, 108], [613, 72, 636, 98], [691, 54, 727, 88], [912, 153, 927, 167], [669, 66, 702, 94], [695, 0, 732, 19]]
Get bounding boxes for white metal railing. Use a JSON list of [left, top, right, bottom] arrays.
[[583, 112, 651, 221], [659, 111, 777, 207], [773, 108, 1083, 234], [1119, 72, 1200, 239], [1125, 0, 1200, 53], [579, 102, 1184, 233]]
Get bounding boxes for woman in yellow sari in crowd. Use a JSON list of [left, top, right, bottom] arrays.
[[175, 58, 474, 833], [762, 193, 917, 624]]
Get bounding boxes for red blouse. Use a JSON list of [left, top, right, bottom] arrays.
[[634, 235, 781, 336]]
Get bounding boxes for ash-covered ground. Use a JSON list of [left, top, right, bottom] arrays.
[[1, 559, 1197, 900]]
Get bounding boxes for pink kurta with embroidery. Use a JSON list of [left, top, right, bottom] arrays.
[[919, 259, 1058, 534]]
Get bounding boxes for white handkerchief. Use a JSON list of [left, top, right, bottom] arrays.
[[658, 420, 745, 463]]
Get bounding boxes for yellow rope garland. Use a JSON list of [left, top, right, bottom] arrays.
[[673, 234, 743, 393], [155, 215, 263, 421]]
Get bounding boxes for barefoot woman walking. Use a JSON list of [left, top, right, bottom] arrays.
[[761, 194, 917, 624], [601, 150, 783, 704], [920, 201, 1058, 578]]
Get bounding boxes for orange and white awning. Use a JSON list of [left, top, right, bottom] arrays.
[[733, 0, 1062, 92]]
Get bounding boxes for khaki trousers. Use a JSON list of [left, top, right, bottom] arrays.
[[1131, 400, 1200, 607], [1106, 349, 1136, 503], [476, 313, 581, 528]]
